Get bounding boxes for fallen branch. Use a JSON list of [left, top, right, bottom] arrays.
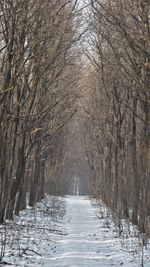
[[0, 262, 14, 265], [28, 249, 42, 256], [19, 247, 29, 256]]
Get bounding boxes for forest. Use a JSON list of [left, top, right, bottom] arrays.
[[0, 0, 149, 264]]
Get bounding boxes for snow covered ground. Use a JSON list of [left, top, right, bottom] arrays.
[[1, 196, 150, 266]]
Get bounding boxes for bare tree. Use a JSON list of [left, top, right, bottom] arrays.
[[0, 0, 81, 222], [82, 0, 150, 234]]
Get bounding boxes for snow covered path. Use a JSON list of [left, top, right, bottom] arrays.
[[2, 196, 150, 266], [44, 196, 149, 267]]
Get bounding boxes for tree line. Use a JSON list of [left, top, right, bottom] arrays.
[[0, 0, 80, 222], [83, 0, 150, 235]]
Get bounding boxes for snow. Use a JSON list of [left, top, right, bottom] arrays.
[[1, 196, 150, 266]]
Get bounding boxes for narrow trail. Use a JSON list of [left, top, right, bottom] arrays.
[[45, 196, 144, 267], [4, 196, 150, 266]]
